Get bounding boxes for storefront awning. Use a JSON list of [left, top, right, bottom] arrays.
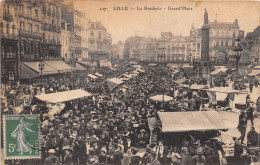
[[248, 70, 260, 76], [35, 89, 92, 103], [158, 111, 229, 132], [189, 84, 208, 90], [23, 61, 59, 76], [44, 60, 71, 73]]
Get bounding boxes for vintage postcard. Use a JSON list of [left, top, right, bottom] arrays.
[[0, 0, 259, 164]]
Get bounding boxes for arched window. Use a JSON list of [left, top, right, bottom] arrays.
[[216, 40, 219, 46], [12, 25, 15, 35], [232, 40, 235, 47], [6, 24, 9, 34], [221, 31, 224, 37], [221, 40, 224, 46], [225, 40, 228, 46]]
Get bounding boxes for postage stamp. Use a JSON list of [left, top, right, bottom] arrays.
[[3, 115, 40, 159]]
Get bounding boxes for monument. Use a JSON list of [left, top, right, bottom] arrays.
[[194, 9, 212, 79]]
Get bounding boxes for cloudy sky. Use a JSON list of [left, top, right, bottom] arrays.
[[75, 0, 260, 44]]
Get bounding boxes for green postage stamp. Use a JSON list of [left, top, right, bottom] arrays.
[[3, 115, 40, 159]]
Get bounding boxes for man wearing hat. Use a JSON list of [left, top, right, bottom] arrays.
[[112, 144, 124, 165], [63, 146, 73, 165], [138, 129, 148, 148], [247, 126, 258, 146], [246, 102, 255, 126], [44, 149, 59, 165]]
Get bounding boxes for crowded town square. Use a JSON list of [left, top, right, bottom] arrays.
[[1, 0, 260, 164], [1, 62, 260, 165]]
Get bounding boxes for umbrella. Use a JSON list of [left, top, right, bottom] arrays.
[[150, 95, 173, 102]]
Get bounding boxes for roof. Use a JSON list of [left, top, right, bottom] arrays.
[[35, 89, 92, 103], [158, 111, 229, 132], [73, 63, 86, 71], [150, 95, 173, 102], [248, 70, 260, 76], [174, 78, 188, 84], [203, 87, 246, 94], [94, 72, 103, 77], [189, 84, 208, 90], [209, 22, 239, 29], [87, 74, 98, 79]]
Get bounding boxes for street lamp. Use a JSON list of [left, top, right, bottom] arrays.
[[233, 37, 243, 71], [37, 57, 44, 83]]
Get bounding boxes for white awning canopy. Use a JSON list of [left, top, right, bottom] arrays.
[[150, 95, 173, 102], [44, 60, 72, 73], [189, 84, 208, 90], [158, 111, 229, 132], [106, 78, 124, 90], [35, 89, 92, 103], [87, 74, 98, 79], [248, 70, 260, 76], [94, 72, 103, 77]]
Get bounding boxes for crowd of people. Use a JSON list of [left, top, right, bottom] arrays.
[[1, 64, 259, 165]]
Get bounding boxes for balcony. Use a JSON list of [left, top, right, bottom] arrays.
[[19, 30, 42, 39], [0, 33, 18, 40], [75, 34, 81, 41]]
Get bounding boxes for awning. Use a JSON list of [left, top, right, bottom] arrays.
[[189, 84, 208, 90], [167, 63, 179, 68], [122, 74, 133, 79], [87, 74, 98, 79], [129, 61, 137, 65], [174, 78, 188, 84], [21, 62, 39, 79], [72, 63, 86, 71], [234, 93, 247, 105], [203, 87, 245, 94], [94, 72, 103, 77], [150, 95, 173, 102], [106, 78, 124, 91], [248, 70, 260, 76], [23, 61, 59, 75], [216, 92, 228, 101], [158, 111, 229, 132], [35, 89, 92, 103], [148, 63, 158, 67], [132, 65, 141, 68], [44, 60, 72, 73], [137, 68, 145, 73]]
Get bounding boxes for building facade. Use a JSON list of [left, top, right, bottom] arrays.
[[88, 21, 112, 61], [190, 19, 245, 65]]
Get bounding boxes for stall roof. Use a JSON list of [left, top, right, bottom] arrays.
[[35, 89, 92, 103], [189, 84, 208, 90], [107, 78, 124, 85], [87, 74, 98, 79], [174, 78, 188, 84], [203, 87, 246, 94], [148, 63, 158, 67], [248, 70, 260, 76], [158, 111, 229, 132], [150, 95, 173, 102], [73, 63, 86, 71], [94, 72, 103, 77]]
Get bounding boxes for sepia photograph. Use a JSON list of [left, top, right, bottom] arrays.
[[0, 0, 260, 164]]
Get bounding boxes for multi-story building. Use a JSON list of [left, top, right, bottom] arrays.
[[156, 32, 195, 63], [246, 26, 260, 63], [60, 0, 74, 62], [88, 21, 112, 61], [0, 0, 19, 85], [190, 19, 245, 65], [41, 0, 62, 59]]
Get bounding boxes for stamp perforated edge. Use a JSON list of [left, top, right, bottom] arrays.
[[3, 114, 41, 160]]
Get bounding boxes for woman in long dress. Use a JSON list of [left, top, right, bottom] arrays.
[[11, 117, 35, 155]]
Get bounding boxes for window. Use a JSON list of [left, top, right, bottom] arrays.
[[28, 23, 32, 32], [6, 24, 9, 34], [35, 9, 38, 18], [221, 40, 224, 46], [35, 25, 39, 33], [12, 25, 15, 34], [98, 32, 101, 39], [232, 41, 235, 47], [98, 43, 102, 49], [90, 31, 94, 36], [216, 40, 219, 46], [182, 44, 185, 47], [28, 7, 31, 16], [20, 22, 24, 30], [197, 44, 200, 49], [91, 24, 94, 28], [225, 40, 228, 46], [20, 5, 24, 15]]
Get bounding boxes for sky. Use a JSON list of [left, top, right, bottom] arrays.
[[74, 0, 260, 44]]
